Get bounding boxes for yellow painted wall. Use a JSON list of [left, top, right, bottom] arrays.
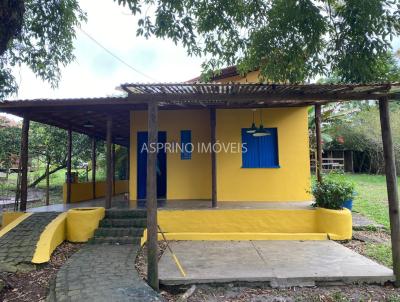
[[0, 213, 32, 237], [146, 208, 351, 241], [217, 70, 260, 83], [1, 212, 26, 228], [62, 180, 129, 203], [217, 108, 311, 201], [66, 207, 105, 242], [32, 212, 67, 264], [130, 110, 212, 200], [130, 107, 311, 202], [159, 209, 317, 233]]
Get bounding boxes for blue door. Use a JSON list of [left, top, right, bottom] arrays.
[[137, 131, 167, 200]]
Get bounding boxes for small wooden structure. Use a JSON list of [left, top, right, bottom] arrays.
[[1, 82, 400, 289]]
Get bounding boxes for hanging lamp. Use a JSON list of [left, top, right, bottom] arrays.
[[253, 109, 270, 137], [83, 121, 94, 128], [246, 109, 257, 133]]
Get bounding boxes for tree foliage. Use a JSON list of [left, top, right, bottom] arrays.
[[28, 122, 92, 187], [0, 123, 21, 170], [326, 105, 400, 174], [0, 0, 86, 98], [116, 0, 400, 83]]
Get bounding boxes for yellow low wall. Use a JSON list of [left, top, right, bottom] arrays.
[[316, 207, 353, 240], [32, 213, 67, 264], [62, 180, 129, 203], [0, 213, 32, 237], [1, 212, 27, 229], [32, 208, 106, 263], [156, 208, 352, 241], [66, 207, 105, 242]]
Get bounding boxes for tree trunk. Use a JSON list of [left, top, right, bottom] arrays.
[[45, 159, 50, 206], [29, 164, 66, 188]]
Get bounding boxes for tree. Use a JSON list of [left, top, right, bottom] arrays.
[[116, 0, 400, 83], [0, 0, 86, 98], [29, 123, 92, 204], [0, 122, 21, 175]]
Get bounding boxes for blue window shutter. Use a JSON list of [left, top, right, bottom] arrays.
[[258, 128, 279, 168], [241, 129, 259, 168], [180, 130, 192, 160], [241, 128, 279, 168]]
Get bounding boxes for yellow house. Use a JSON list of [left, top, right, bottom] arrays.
[[129, 66, 311, 203]]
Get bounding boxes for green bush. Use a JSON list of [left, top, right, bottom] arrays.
[[312, 174, 355, 210]]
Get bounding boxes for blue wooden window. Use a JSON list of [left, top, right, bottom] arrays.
[[241, 128, 279, 168], [180, 130, 192, 160]]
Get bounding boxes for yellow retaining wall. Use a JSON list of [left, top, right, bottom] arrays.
[[1, 212, 27, 229], [316, 207, 353, 240], [66, 207, 105, 242], [0, 213, 32, 237], [62, 180, 129, 203], [129, 108, 311, 202], [32, 213, 67, 264], [156, 208, 352, 241]]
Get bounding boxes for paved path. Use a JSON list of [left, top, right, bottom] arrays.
[[51, 244, 162, 302], [0, 212, 59, 272], [352, 212, 383, 229], [159, 241, 394, 287]]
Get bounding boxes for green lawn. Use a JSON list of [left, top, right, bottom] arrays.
[[339, 173, 397, 268], [348, 173, 399, 229]]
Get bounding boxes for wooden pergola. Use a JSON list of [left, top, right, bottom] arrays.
[[1, 82, 400, 289]]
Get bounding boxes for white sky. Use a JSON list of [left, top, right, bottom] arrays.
[[9, 0, 400, 101], [12, 0, 203, 100]]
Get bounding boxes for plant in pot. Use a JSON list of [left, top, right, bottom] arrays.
[[312, 174, 355, 210]]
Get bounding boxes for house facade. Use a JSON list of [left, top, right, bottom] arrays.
[[129, 67, 311, 202]]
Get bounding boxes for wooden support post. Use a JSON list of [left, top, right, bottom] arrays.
[[147, 101, 159, 291], [210, 108, 217, 208], [112, 144, 116, 195], [106, 117, 113, 209], [66, 128, 72, 204], [92, 137, 96, 199], [379, 97, 400, 286], [315, 104, 323, 183], [19, 117, 30, 212]]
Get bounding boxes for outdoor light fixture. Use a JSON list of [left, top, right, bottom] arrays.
[[83, 121, 94, 128], [246, 109, 257, 133], [253, 109, 270, 137]]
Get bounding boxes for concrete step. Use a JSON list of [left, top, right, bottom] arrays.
[[99, 218, 147, 228], [94, 227, 145, 238], [90, 236, 141, 245], [105, 209, 147, 219]]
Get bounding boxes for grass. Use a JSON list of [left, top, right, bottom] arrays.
[[365, 242, 393, 268], [312, 173, 397, 268], [0, 166, 107, 206], [348, 173, 400, 229]]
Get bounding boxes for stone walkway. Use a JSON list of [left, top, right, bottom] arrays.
[[50, 244, 162, 302], [352, 212, 384, 229], [0, 212, 59, 272]]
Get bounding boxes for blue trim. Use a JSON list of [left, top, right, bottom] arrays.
[[137, 131, 167, 200], [180, 130, 192, 160], [241, 128, 279, 168]]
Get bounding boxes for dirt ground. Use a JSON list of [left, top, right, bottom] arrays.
[[0, 242, 81, 302]]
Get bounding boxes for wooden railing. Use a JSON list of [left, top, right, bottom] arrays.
[[310, 158, 344, 173]]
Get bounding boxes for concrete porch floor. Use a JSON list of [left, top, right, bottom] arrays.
[[28, 196, 313, 212], [159, 241, 394, 287]]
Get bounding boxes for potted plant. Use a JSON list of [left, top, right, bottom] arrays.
[[312, 174, 355, 210]]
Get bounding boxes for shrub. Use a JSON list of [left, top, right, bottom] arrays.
[[312, 174, 355, 210]]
